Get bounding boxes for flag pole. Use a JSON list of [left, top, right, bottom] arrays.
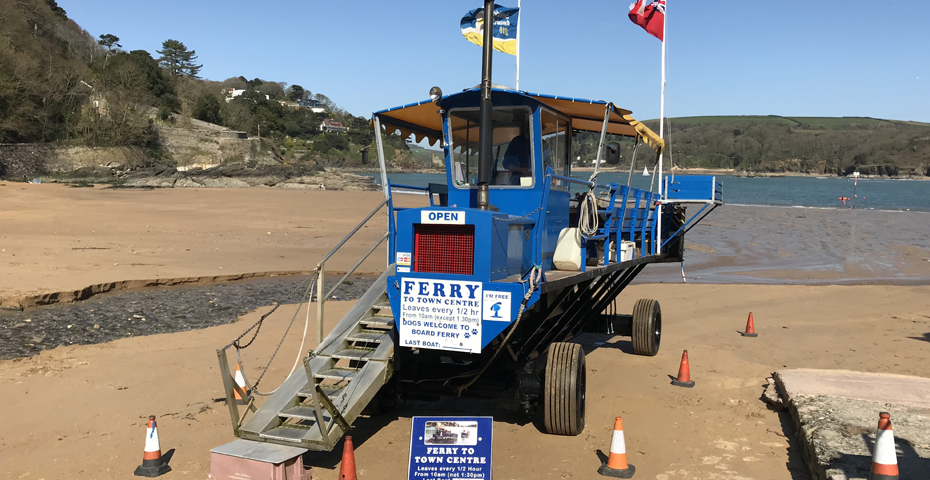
[[515, 0, 522, 90], [656, 1, 667, 251]]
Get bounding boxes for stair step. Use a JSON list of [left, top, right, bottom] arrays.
[[260, 425, 312, 443], [372, 301, 391, 310], [360, 316, 393, 329], [297, 385, 344, 398], [332, 348, 375, 361], [346, 332, 386, 344], [279, 405, 331, 422], [314, 368, 357, 381]]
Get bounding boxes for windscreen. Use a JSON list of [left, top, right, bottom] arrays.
[[448, 107, 533, 188]]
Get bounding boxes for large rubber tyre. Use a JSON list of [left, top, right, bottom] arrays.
[[543, 342, 586, 436], [632, 298, 661, 356]]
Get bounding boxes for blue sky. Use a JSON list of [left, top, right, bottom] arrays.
[[62, 1, 929, 122]]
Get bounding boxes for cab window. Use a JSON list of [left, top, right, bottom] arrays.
[[449, 107, 534, 188], [540, 108, 570, 189]]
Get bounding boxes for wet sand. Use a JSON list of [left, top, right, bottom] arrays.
[[639, 204, 930, 285], [0, 184, 419, 308], [3, 185, 928, 309]]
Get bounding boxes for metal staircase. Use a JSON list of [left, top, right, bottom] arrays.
[[231, 269, 396, 451]]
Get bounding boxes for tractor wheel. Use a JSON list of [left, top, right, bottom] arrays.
[[543, 342, 586, 436], [632, 298, 661, 356]]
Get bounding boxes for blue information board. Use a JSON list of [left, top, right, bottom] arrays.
[[408, 417, 493, 480]]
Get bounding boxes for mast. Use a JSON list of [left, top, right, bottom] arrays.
[[516, 0, 521, 90], [656, 1, 667, 250], [476, 0, 495, 210]]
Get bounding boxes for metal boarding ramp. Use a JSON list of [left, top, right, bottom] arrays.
[[216, 197, 398, 452]]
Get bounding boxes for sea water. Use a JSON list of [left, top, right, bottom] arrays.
[[364, 173, 930, 212]]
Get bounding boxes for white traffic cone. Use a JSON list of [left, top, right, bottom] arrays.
[[870, 412, 899, 480], [134, 415, 171, 477], [597, 417, 635, 478], [234, 361, 250, 405]]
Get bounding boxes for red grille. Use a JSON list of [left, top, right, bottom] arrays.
[[414, 224, 475, 275]]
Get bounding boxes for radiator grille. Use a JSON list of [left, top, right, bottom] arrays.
[[414, 224, 475, 275]]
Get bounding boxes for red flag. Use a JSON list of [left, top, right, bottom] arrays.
[[629, 0, 665, 42]]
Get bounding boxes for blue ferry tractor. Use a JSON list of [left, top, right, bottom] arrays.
[[221, 86, 722, 452], [222, 6, 720, 451], [373, 87, 722, 435]]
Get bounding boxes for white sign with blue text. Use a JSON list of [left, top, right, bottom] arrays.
[[408, 417, 493, 480], [482, 291, 511, 322], [400, 278, 482, 353], [421, 210, 465, 225]]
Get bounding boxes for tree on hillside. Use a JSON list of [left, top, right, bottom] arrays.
[[156, 39, 202, 78], [192, 92, 222, 125], [313, 93, 335, 110], [45, 0, 67, 18], [256, 82, 285, 100], [287, 85, 305, 102], [98, 34, 121, 68], [98, 34, 120, 52]]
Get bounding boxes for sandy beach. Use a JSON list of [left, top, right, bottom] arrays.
[[2, 184, 929, 479], [0, 184, 419, 308]]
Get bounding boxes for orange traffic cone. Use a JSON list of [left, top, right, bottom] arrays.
[[134, 415, 171, 477], [671, 350, 695, 388], [339, 435, 358, 480], [597, 417, 635, 478], [740, 312, 758, 337], [234, 361, 250, 405], [870, 412, 899, 480]]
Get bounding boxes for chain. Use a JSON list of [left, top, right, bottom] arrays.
[[493, 206, 543, 222], [222, 272, 317, 394], [230, 303, 279, 350]]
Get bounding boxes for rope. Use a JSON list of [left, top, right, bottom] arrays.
[[454, 266, 542, 396], [579, 188, 599, 238], [229, 273, 318, 396]]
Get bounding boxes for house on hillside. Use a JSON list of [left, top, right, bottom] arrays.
[[299, 98, 327, 113], [320, 119, 346, 133], [279, 100, 301, 110], [222, 88, 270, 103]]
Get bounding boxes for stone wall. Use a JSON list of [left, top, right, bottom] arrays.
[[0, 144, 48, 180], [0, 144, 151, 180]]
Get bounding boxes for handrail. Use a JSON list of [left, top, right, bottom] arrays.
[[390, 183, 429, 191], [315, 198, 389, 346], [549, 173, 613, 190], [317, 199, 388, 269], [325, 232, 389, 299]]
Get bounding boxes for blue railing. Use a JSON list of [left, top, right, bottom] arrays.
[[548, 171, 660, 271]]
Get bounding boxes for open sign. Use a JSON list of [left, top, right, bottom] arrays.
[[421, 210, 465, 225]]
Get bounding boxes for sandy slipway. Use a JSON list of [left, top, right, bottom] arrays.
[[0, 275, 374, 361]]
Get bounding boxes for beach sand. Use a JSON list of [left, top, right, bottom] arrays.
[[3, 184, 929, 307], [2, 285, 929, 479], [0, 184, 420, 307], [2, 184, 930, 479]]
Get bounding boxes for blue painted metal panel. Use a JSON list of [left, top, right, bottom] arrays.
[[665, 175, 723, 202]]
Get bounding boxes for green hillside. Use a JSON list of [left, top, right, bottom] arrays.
[[1, 2, 926, 178], [0, 0, 411, 173], [636, 116, 930, 176]]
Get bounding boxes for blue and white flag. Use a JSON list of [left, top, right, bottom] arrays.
[[460, 4, 519, 55]]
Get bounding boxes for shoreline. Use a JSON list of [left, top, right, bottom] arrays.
[[2, 185, 927, 302], [350, 166, 930, 181]]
